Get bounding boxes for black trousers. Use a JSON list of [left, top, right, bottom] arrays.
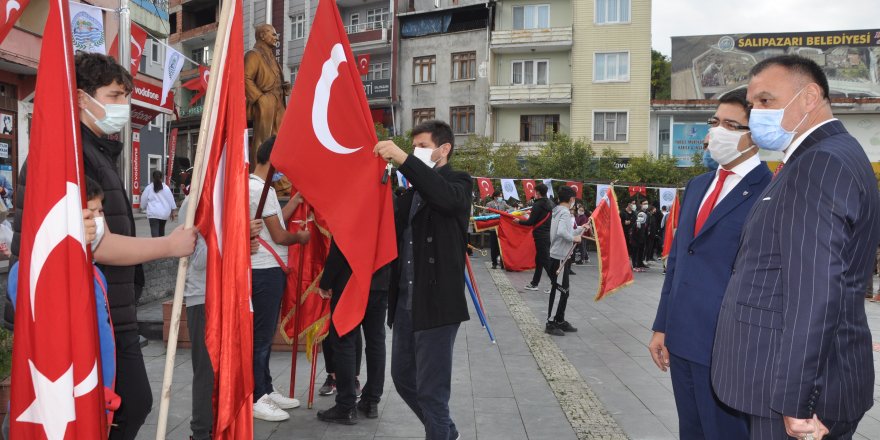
[[187, 304, 213, 440], [108, 330, 153, 440], [488, 230, 501, 267], [530, 235, 551, 286], [148, 218, 166, 237], [323, 330, 362, 376], [547, 258, 572, 322], [360, 289, 388, 404]]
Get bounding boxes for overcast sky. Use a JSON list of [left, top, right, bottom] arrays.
[[652, 0, 879, 57]]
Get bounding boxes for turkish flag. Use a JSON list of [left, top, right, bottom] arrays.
[[10, 0, 106, 437], [182, 65, 211, 105], [191, 1, 253, 438], [0, 0, 29, 44], [628, 185, 647, 197], [475, 207, 551, 271], [590, 186, 633, 301], [662, 194, 680, 260], [521, 179, 536, 201], [271, 0, 396, 337], [108, 23, 148, 75], [565, 181, 583, 200], [356, 54, 370, 76], [476, 177, 494, 199]]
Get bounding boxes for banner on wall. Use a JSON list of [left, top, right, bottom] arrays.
[[500, 178, 519, 201], [658, 188, 677, 210], [672, 122, 709, 167]]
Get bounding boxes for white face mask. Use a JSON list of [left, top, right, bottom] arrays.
[[83, 92, 130, 135], [91, 216, 106, 253], [707, 126, 756, 166], [412, 147, 437, 168]]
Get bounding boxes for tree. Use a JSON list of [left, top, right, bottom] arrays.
[[651, 50, 672, 100], [526, 132, 594, 181]]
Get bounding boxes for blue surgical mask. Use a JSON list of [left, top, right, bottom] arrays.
[[702, 149, 719, 170], [748, 88, 809, 151], [83, 92, 130, 135], [496, 197, 503, 202]]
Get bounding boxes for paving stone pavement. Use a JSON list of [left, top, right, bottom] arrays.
[[134, 252, 880, 439]]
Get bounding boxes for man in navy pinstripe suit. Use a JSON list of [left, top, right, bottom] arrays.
[[712, 55, 880, 440], [650, 89, 771, 439]]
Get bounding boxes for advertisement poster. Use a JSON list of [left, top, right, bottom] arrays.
[[672, 123, 709, 167]]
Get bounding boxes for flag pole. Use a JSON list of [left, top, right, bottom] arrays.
[[308, 337, 320, 408], [289, 203, 310, 397], [155, 0, 235, 437]]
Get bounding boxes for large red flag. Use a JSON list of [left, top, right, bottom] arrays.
[[271, 0, 396, 336], [662, 193, 680, 260], [521, 179, 536, 201], [476, 177, 494, 199], [0, 0, 29, 44], [10, 0, 106, 437], [474, 207, 551, 272], [108, 23, 148, 75], [590, 186, 633, 301], [192, 1, 253, 438]]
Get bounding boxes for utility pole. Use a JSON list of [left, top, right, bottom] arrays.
[[118, 0, 133, 201]]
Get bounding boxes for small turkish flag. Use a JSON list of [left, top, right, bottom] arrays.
[[628, 185, 647, 197], [0, 0, 29, 44], [108, 23, 148, 75], [521, 179, 536, 201], [356, 54, 370, 76], [476, 177, 494, 200], [565, 181, 583, 200]]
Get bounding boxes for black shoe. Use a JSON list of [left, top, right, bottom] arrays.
[[357, 400, 379, 419], [492, 264, 498, 269], [317, 405, 358, 425], [555, 320, 578, 332], [318, 376, 336, 396], [568, 270, 576, 275], [544, 321, 564, 336]]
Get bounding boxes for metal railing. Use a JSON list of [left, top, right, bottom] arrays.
[[344, 20, 391, 34]]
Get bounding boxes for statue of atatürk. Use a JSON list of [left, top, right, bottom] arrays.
[[245, 24, 290, 163]]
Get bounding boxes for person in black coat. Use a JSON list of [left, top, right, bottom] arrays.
[[517, 183, 554, 291], [631, 211, 649, 271], [374, 120, 471, 440]]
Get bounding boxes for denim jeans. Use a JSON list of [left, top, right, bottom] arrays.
[[251, 267, 286, 400]]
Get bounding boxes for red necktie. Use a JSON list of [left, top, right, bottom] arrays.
[[773, 162, 785, 179], [694, 169, 734, 236]]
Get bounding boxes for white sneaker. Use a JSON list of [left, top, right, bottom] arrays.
[[270, 387, 301, 409], [253, 394, 290, 422]]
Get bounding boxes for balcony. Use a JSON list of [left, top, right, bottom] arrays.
[[346, 21, 392, 53], [489, 84, 572, 107], [490, 27, 573, 53]]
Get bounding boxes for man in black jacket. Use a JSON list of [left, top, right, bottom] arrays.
[[374, 120, 471, 440], [516, 183, 554, 291]]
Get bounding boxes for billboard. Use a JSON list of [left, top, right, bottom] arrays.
[[672, 122, 708, 167], [671, 29, 880, 99]]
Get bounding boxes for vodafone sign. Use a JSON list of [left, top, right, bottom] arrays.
[[131, 78, 174, 128]]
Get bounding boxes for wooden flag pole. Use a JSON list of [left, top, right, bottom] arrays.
[[155, 0, 234, 437], [307, 337, 320, 409]]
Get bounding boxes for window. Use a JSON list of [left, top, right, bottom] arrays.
[[511, 60, 549, 85], [191, 46, 212, 65], [452, 52, 476, 81], [520, 114, 559, 142], [593, 112, 628, 142], [292, 14, 305, 39], [450, 106, 476, 134], [413, 108, 435, 126], [366, 7, 390, 28], [139, 52, 147, 73], [291, 64, 299, 83], [413, 56, 436, 84], [350, 13, 360, 27], [149, 114, 163, 130], [148, 154, 163, 179], [596, 0, 630, 24], [370, 62, 390, 80], [150, 39, 161, 64], [513, 5, 549, 29], [594, 52, 629, 82]]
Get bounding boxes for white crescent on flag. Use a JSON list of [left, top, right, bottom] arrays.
[[313, 43, 361, 155], [6, 0, 21, 22]]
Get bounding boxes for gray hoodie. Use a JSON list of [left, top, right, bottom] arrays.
[[179, 198, 208, 307], [550, 204, 584, 260]]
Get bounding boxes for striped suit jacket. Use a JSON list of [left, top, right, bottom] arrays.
[[711, 120, 880, 421]]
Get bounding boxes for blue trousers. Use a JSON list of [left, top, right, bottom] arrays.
[[252, 267, 286, 400], [391, 300, 460, 440], [669, 353, 747, 440]]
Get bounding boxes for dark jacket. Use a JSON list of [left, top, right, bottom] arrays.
[[519, 197, 553, 239], [8, 125, 141, 333], [388, 155, 472, 331]]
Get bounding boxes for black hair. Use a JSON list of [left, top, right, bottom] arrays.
[[535, 183, 548, 197], [718, 88, 752, 118], [85, 176, 103, 201], [75, 52, 134, 96], [257, 135, 276, 165], [492, 190, 502, 197], [557, 186, 575, 203], [411, 120, 455, 159], [750, 55, 830, 100], [151, 170, 163, 193]]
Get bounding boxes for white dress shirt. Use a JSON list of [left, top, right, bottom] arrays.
[[698, 153, 762, 211], [782, 118, 836, 163]]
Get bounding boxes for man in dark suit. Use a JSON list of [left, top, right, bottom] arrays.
[[712, 55, 880, 439], [374, 120, 472, 440], [650, 88, 771, 439]]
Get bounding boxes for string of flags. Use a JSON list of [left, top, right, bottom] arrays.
[[467, 176, 683, 209]]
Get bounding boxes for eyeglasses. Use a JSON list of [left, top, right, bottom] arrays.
[[707, 118, 749, 131]]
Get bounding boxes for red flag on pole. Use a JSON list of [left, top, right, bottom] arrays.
[[661, 194, 680, 260], [271, 0, 396, 337], [0, 0, 29, 44], [9, 0, 106, 437], [356, 54, 370, 76], [108, 23, 148, 75], [476, 177, 494, 199], [182, 65, 211, 106], [590, 186, 633, 301], [191, 0, 253, 437], [565, 181, 583, 199], [521, 179, 536, 201]]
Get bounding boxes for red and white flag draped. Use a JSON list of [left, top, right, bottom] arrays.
[[590, 186, 633, 301], [521, 179, 536, 201], [10, 0, 106, 437], [0, 0, 29, 44], [271, 0, 396, 337], [191, 1, 253, 437], [108, 23, 148, 75], [476, 177, 494, 199], [565, 181, 583, 199]]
